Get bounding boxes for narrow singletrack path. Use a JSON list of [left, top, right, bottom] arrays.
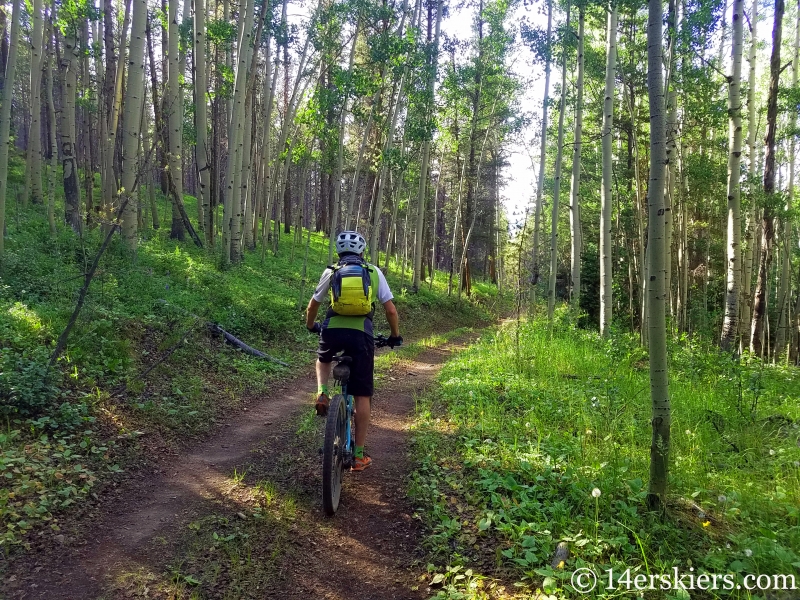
[[3, 335, 475, 600]]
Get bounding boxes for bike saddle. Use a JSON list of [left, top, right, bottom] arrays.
[[333, 355, 352, 382]]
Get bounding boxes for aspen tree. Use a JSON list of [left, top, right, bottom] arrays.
[[569, 5, 585, 308], [751, 0, 784, 357], [774, 5, 799, 360], [103, 0, 132, 219], [548, 3, 570, 323], [194, 0, 213, 243], [720, 0, 745, 350], [328, 20, 360, 264], [645, 0, 671, 511], [61, 28, 82, 232], [120, 0, 148, 248], [531, 0, 552, 296], [740, 0, 758, 343], [0, 0, 20, 258], [25, 0, 45, 206], [45, 14, 57, 237], [600, 2, 617, 336], [412, 0, 442, 290], [167, 0, 186, 241], [223, 0, 255, 263]]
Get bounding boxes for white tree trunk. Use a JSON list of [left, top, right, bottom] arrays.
[[532, 0, 552, 296], [775, 9, 799, 359], [194, 0, 212, 244], [720, 0, 745, 350], [548, 3, 570, 322], [223, 0, 255, 263], [741, 0, 759, 344], [646, 0, 671, 510], [0, 0, 21, 258], [600, 3, 617, 336], [25, 0, 45, 206], [120, 0, 148, 248], [569, 6, 585, 308], [412, 0, 442, 289]]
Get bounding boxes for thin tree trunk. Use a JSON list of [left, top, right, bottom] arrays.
[[775, 4, 799, 359], [119, 0, 147, 248], [646, 0, 671, 511], [0, 0, 20, 257], [412, 0, 442, 290], [194, 0, 213, 244], [61, 30, 82, 232], [167, 0, 187, 241], [569, 5, 585, 308], [531, 0, 552, 296], [328, 21, 360, 263], [600, 3, 617, 336], [720, 0, 745, 350], [25, 0, 44, 206], [45, 15, 57, 237], [103, 0, 132, 219], [741, 0, 759, 345], [751, 0, 783, 357], [548, 2, 570, 322]]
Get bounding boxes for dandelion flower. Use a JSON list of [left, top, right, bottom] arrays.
[[586, 429, 593, 436], [525, 422, 531, 428], [702, 521, 711, 527], [769, 449, 776, 456], [685, 429, 692, 436], [794, 461, 800, 468], [591, 488, 602, 498], [744, 549, 753, 558], [718, 495, 727, 503], [726, 543, 731, 549]]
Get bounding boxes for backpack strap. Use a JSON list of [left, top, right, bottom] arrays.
[[327, 263, 343, 301]]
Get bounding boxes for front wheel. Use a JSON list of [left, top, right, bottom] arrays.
[[322, 394, 347, 516]]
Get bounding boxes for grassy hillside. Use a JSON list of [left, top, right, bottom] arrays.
[[0, 195, 507, 551], [411, 313, 800, 599]]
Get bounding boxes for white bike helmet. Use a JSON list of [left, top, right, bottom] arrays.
[[335, 230, 367, 255]]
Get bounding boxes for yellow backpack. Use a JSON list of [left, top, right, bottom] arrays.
[[329, 256, 375, 316]]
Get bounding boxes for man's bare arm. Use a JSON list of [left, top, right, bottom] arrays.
[[306, 298, 322, 329], [383, 300, 400, 337]]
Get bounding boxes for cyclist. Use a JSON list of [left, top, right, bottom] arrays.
[[305, 230, 402, 472]]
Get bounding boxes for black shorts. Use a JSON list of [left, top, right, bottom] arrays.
[[317, 328, 375, 397]]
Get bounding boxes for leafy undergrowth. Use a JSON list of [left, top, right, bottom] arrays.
[[0, 192, 508, 553], [410, 310, 800, 600]]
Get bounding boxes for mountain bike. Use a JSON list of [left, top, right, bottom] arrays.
[[322, 333, 390, 516]]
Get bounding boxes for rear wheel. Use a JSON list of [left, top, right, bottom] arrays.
[[322, 394, 346, 515]]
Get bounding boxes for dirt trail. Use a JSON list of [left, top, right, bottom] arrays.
[[3, 337, 473, 600]]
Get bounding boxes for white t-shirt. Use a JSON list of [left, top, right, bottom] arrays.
[[313, 262, 394, 304]]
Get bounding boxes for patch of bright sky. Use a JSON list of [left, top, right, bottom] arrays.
[[442, 1, 550, 236]]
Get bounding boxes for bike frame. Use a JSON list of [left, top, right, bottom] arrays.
[[339, 376, 354, 468]]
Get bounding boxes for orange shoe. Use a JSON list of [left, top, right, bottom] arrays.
[[315, 393, 330, 416], [351, 455, 372, 472]]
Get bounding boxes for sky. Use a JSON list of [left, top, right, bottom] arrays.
[[441, 1, 549, 234]]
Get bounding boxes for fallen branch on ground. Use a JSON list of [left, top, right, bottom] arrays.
[[207, 323, 290, 366]]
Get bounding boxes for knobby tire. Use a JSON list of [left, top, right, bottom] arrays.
[[322, 394, 347, 516]]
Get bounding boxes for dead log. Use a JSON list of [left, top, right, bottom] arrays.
[[207, 323, 290, 367]]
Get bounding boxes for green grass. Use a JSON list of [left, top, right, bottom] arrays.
[[0, 177, 508, 553], [410, 309, 800, 599]]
